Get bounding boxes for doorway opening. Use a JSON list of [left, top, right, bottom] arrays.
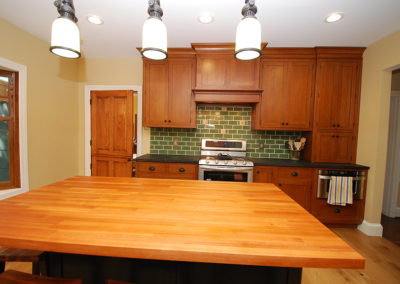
[[382, 68, 400, 246]]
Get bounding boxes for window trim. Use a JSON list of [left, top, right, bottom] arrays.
[[0, 58, 29, 200]]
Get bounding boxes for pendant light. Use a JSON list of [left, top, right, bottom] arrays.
[[50, 0, 81, 59], [141, 0, 168, 60], [235, 0, 262, 60]]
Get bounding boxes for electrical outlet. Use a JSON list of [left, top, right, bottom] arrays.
[[259, 142, 264, 149], [239, 120, 245, 126], [202, 119, 208, 124], [173, 139, 179, 146], [221, 129, 226, 134]]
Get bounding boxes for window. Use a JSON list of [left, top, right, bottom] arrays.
[[0, 69, 20, 190]]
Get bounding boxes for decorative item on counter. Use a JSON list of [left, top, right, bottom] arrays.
[[285, 137, 306, 160]]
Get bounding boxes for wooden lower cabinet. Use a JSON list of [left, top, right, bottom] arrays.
[[254, 166, 312, 211], [92, 156, 133, 177], [135, 162, 198, 180]]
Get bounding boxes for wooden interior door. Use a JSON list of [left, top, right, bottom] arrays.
[[91, 90, 133, 177]]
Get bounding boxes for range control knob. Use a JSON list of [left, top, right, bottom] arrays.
[[206, 160, 209, 164], [215, 160, 219, 164], [224, 160, 228, 165], [233, 160, 238, 165]]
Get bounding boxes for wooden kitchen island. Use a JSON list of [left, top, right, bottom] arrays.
[[0, 176, 364, 283]]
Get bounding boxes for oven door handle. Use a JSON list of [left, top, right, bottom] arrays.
[[318, 175, 364, 181], [199, 165, 253, 172]]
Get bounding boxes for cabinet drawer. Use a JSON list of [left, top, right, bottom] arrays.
[[276, 167, 312, 185], [313, 201, 362, 224], [135, 162, 168, 178], [168, 163, 198, 180]]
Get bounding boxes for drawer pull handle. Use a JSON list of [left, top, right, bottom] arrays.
[[278, 183, 282, 186], [179, 168, 185, 172], [149, 166, 155, 171], [164, 120, 167, 123], [291, 171, 298, 177], [337, 124, 340, 127], [281, 122, 284, 125], [256, 170, 260, 174], [334, 209, 341, 213]]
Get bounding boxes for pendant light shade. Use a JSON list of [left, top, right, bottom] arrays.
[[235, 0, 262, 60], [141, 0, 168, 60], [50, 0, 81, 59]]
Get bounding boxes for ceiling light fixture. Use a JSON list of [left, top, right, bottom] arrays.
[[235, 0, 262, 60], [325, 12, 344, 23], [198, 12, 214, 24], [141, 0, 168, 60], [87, 15, 103, 25], [50, 0, 81, 59]]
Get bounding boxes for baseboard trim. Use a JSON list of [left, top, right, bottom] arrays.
[[357, 220, 383, 236]]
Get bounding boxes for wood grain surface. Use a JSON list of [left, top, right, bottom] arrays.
[[0, 176, 364, 269]]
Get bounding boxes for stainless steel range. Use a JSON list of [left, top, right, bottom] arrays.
[[198, 139, 254, 182]]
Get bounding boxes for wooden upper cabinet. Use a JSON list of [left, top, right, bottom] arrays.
[[314, 59, 361, 131], [254, 56, 315, 130], [194, 52, 260, 90], [143, 54, 196, 128], [313, 131, 355, 163], [143, 61, 169, 126], [168, 58, 196, 127]]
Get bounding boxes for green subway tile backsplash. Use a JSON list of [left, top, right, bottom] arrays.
[[150, 106, 301, 159]]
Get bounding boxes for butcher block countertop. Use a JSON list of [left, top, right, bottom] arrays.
[[0, 176, 364, 269]]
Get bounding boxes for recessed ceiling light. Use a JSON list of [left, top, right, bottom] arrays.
[[325, 12, 344, 23], [87, 15, 103, 25], [198, 12, 214, 24]]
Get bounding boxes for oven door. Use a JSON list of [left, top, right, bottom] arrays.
[[198, 165, 253, 182]]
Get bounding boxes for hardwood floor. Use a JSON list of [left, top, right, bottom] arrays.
[[302, 228, 400, 284], [381, 214, 400, 246], [4, 228, 400, 284]]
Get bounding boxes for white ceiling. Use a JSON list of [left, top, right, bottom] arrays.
[[1, 0, 400, 58]]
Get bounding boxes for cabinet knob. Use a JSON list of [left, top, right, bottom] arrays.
[[149, 166, 155, 171], [332, 124, 336, 127], [281, 122, 285, 125], [179, 168, 185, 172], [256, 170, 260, 174], [291, 171, 298, 177], [164, 120, 167, 123], [334, 208, 341, 213], [336, 135, 339, 138], [337, 124, 340, 127], [331, 135, 335, 138], [127, 158, 132, 161], [286, 122, 289, 125], [168, 120, 171, 123], [278, 183, 282, 186]]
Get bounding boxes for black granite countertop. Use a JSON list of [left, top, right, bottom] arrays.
[[134, 154, 369, 170]]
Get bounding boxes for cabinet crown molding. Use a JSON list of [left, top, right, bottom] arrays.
[[315, 47, 366, 59]]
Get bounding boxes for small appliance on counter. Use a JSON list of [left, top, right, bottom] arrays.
[[285, 137, 306, 160], [198, 139, 254, 182]]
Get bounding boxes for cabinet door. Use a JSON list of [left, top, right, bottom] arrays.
[[229, 58, 260, 89], [313, 131, 354, 163], [279, 184, 310, 211], [315, 60, 359, 131], [143, 61, 169, 127], [253, 166, 275, 183], [92, 156, 132, 177], [285, 61, 314, 129], [259, 61, 286, 128], [258, 60, 314, 130], [168, 59, 196, 128]]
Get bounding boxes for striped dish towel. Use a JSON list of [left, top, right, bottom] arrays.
[[327, 176, 353, 206]]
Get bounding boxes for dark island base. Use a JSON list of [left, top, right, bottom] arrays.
[[46, 253, 302, 284]]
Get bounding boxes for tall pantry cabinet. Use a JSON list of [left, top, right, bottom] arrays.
[[303, 47, 365, 163]]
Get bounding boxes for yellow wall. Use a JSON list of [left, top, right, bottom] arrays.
[[357, 30, 400, 223], [77, 58, 150, 175], [0, 18, 79, 190]]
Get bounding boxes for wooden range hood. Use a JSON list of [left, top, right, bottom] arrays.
[[191, 43, 267, 104], [193, 89, 261, 104]]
